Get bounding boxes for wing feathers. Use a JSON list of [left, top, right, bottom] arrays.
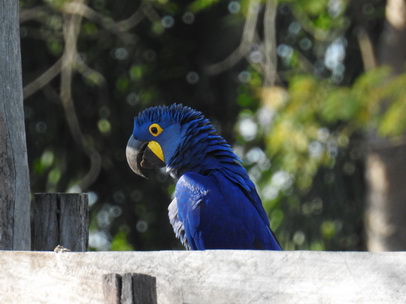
[[172, 171, 281, 250]]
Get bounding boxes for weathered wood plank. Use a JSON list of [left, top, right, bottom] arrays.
[[126, 273, 157, 304], [103, 273, 157, 304], [121, 273, 134, 304], [131, 273, 157, 304], [0, 0, 31, 250], [0, 251, 405, 304], [32, 193, 89, 251], [103, 274, 122, 304]]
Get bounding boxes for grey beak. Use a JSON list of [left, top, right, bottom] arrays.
[[126, 136, 148, 178], [126, 135, 166, 179]]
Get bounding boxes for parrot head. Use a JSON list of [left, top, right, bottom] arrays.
[[126, 104, 209, 178]]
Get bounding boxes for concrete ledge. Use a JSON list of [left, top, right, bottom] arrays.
[[0, 250, 405, 303]]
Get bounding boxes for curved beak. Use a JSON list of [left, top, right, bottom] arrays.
[[126, 136, 165, 178]]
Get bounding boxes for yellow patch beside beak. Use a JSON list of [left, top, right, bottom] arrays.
[[148, 141, 164, 162]]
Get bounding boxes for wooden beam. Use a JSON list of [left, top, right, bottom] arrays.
[[0, 0, 31, 250], [0, 251, 405, 303], [32, 193, 89, 251]]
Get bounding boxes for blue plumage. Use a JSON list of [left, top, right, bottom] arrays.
[[127, 104, 281, 250]]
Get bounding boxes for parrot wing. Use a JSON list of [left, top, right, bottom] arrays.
[[171, 171, 281, 250]]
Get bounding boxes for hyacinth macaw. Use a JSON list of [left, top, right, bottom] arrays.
[[126, 104, 281, 250]]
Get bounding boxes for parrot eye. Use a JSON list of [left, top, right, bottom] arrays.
[[149, 123, 163, 136]]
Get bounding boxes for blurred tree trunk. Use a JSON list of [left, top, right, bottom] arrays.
[[0, 0, 31, 250], [365, 0, 406, 251]]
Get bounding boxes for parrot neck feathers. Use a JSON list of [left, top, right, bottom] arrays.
[[165, 113, 249, 192]]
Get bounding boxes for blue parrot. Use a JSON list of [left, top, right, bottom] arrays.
[[126, 104, 281, 250]]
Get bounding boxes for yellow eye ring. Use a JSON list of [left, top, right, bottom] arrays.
[[149, 123, 163, 136]]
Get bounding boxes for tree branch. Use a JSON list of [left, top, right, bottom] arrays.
[[62, 1, 146, 43], [205, 0, 260, 75], [357, 28, 377, 71], [23, 58, 62, 99], [19, 6, 50, 23], [60, 0, 101, 190], [263, 0, 278, 86]]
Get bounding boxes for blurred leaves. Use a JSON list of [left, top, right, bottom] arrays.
[[188, 0, 223, 13], [110, 226, 135, 251], [255, 64, 406, 249], [264, 66, 406, 191]]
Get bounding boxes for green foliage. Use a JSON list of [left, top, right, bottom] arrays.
[[111, 226, 135, 251], [129, 65, 145, 81], [43, 0, 70, 9], [254, 66, 406, 249], [294, 0, 329, 16], [264, 67, 406, 191], [188, 0, 223, 13]]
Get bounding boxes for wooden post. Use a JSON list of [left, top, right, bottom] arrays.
[[0, 0, 31, 250], [32, 193, 89, 251], [103, 274, 122, 304], [130, 273, 157, 304], [103, 273, 157, 304]]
